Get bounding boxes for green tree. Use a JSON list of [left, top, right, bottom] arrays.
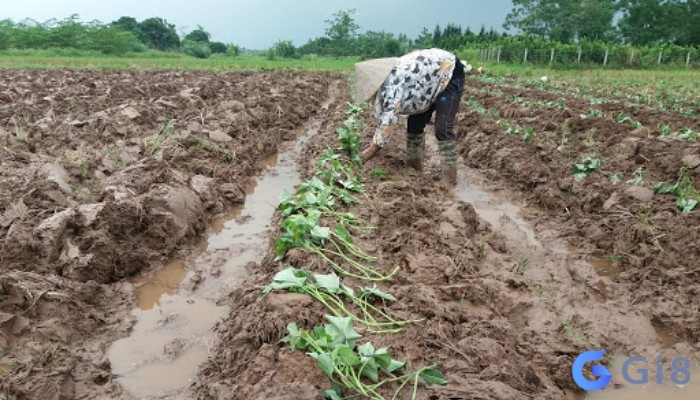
[[675, 0, 700, 45], [112, 16, 143, 40], [185, 25, 210, 43], [324, 9, 360, 56], [357, 31, 402, 58], [0, 20, 10, 50], [504, 0, 618, 42], [139, 17, 180, 50], [414, 27, 433, 48]]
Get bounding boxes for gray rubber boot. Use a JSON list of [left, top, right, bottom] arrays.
[[405, 132, 425, 171], [437, 139, 457, 185]]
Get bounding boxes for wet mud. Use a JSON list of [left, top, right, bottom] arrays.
[[0, 69, 335, 399], [1, 69, 698, 400]]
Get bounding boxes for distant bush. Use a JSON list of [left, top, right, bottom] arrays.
[[209, 41, 227, 54], [182, 39, 211, 58], [272, 39, 298, 58], [90, 25, 143, 55], [226, 43, 241, 56]]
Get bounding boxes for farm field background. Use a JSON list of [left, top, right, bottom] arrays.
[[0, 56, 698, 400]]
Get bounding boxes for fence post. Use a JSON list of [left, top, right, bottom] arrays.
[[550, 48, 555, 65], [497, 47, 501, 64], [629, 49, 634, 66], [686, 51, 691, 68], [604, 49, 609, 66], [524, 48, 528, 63], [657, 50, 663, 65], [480, 49, 484, 61], [577, 47, 582, 63]]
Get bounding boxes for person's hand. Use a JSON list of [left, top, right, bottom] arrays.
[[361, 143, 380, 163]]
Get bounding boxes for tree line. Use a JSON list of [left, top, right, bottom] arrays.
[[505, 0, 699, 46], [1, 3, 698, 63], [0, 15, 240, 57], [275, 5, 697, 61]]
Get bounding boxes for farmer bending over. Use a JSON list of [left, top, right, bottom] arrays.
[[355, 48, 480, 184]]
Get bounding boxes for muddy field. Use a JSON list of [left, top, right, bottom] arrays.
[[0, 69, 334, 399], [1, 69, 698, 400]]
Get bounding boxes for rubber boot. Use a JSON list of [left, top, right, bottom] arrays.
[[405, 132, 425, 171], [437, 139, 457, 185]]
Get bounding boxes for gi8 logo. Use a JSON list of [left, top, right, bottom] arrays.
[[573, 350, 691, 390]]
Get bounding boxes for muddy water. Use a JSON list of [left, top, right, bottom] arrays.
[[108, 118, 325, 398], [129, 260, 188, 310], [585, 256, 622, 278], [455, 168, 540, 249]]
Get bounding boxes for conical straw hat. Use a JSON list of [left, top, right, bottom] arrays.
[[353, 57, 398, 105]]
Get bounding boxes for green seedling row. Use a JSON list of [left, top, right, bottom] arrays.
[[266, 102, 446, 399], [283, 315, 446, 400], [263, 267, 422, 334]]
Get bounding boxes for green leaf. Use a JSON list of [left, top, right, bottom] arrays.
[[263, 267, 310, 294], [373, 348, 392, 370], [334, 223, 353, 244], [336, 345, 361, 367], [311, 226, 331, 242], [357, 342, 376, 357], [387, 358, 406, 373], [315, 352, 335, 379], [325, 315, 362, 347], [339, 284, 355, 298], [313, 273, 341, 294], [677, 197, 698, 213], [274, 239, 289, 261], [610, 172, 624, 184], [323, 385, 343, 400], [419, 366, 448, 386], [572, 157, 601, 180], [279, 189, 293, 205], [358, 284, 397, 302], [360, 358, 379, 383], [281, 322, 307, 350], [654, 181, 679, 195]]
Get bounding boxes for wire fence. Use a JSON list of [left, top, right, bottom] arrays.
[[480, 46, 699, 69]]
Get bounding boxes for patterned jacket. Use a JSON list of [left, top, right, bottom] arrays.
[[372, 48, 460, 147]]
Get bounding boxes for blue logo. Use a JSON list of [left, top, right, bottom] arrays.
[[572, 350, 612, 390]]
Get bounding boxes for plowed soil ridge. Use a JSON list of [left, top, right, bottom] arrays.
[[0, 70, 334, 399]]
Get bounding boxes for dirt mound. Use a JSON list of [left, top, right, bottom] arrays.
[[0, 70, 335, 399], [0, 271, 133, 400], [0, 70, 333, 283]]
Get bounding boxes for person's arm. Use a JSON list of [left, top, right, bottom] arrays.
[[361, 49, 455, 162], [361, 77, 403, 162]]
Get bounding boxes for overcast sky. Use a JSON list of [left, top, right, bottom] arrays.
[[0, 0, 513, 49]]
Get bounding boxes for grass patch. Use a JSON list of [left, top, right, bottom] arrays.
[[0, 50, 360, 72]]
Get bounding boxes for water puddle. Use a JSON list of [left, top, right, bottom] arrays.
[[108, 114, 326, 398], [455, 167, 540, 248], [586, 256, 622, 278], [130, 260, 188, 310]]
